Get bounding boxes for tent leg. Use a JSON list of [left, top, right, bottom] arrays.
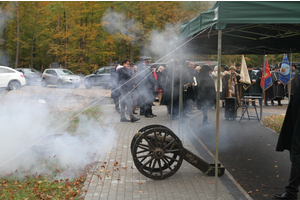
[[214, 29, 222, 200]]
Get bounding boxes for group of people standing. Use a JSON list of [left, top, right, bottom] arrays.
[[110, 57, 158, 122], [110, 57, 300, 124]]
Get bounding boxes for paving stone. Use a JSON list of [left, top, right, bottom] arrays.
[[80, 104, 250, 200]]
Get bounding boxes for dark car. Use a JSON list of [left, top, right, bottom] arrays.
[[16, 68, 42, 85], [83, 66, 114, 89]]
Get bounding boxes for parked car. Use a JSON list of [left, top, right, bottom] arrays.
[[83, 66, 114, 89], [0, 66, 26, 90], [41, 68, 81, 88], [16, 68, 41, 85]]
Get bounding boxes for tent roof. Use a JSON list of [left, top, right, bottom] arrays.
[[179, 1, 300, 55]]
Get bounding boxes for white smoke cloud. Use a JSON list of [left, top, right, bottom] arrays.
[[101, 9, 180, 62], [101, 8, 141, 38], [0, 89, 117, 179]]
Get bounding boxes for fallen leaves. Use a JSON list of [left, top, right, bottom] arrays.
[[261, 115, 285, 133]]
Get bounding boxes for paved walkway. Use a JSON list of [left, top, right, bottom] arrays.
[[81, 102, 254, 200]]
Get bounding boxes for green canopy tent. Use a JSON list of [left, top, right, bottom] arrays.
[[178, 2, 300, 199], [180, 1, 300, 55]]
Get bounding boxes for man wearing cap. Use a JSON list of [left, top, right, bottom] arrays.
[[117, 59, 140, 122], [110, 61, 120, 113]]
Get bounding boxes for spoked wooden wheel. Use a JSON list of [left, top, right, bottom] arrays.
[[130, 124, 171, 153], [132, 127, 183, 180]]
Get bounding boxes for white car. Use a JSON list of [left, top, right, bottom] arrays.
[[41, 68, 81, 88], [0, 66, 26, 90]]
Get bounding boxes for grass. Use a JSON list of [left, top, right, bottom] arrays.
[[66, 106, 102, 134], [0, 160, 91, 199], [261, 114, 285, 133], [0, 106, 102, 199]]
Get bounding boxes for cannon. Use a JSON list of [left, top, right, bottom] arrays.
[[131, 125, 225, 180]]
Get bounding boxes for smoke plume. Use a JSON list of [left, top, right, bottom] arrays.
[[0, 89, 117, 179]]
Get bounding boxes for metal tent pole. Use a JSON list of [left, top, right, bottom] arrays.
[[179, 53, 183, 141], [261, 54, 266, 120], [170, 53, 175, 128], [214, 29, 222, 200], [289, 51, 292, 103]]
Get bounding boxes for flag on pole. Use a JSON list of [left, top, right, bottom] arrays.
[[260, 60, 273, 90], [239, 55, 251, 90], [279, 53, 293, 86]]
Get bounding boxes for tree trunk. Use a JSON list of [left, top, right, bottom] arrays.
[[129, 11, 133, 62], [31, 3, 40, 69], [109, 3, 113, 65], [57, 12, 60, 62], [15, 1, 20, 69], [64, 9, 68, 68]]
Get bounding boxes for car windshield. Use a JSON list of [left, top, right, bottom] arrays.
[[23, 69, 39, 74], [56, 69, 74, 75]]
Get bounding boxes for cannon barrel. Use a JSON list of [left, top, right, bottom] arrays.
[[131, 125, 225, 180]]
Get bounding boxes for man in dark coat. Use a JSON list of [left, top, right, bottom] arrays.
[[117, 59, 140, 123], [142, 58, 158, 118], [197, 65, 216, 124], [137, 56, 151, 115], [287, 64, 300, 97], [160, 60, 181, 120], [183, 61, 196, 115], [274, 85, 300, 200], [110, 61, 120, 113], [271, 66, 285, 106], [235, 63, 241, 74]]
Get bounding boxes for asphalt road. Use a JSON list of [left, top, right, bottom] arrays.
[[189, 106, 295, 200]]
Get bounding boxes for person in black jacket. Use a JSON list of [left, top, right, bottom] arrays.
[[274, 84, 300, 200], [197, 65, 216, 124], [110, 61, 120, 113], [137, 57, 157, 117], [271, 66, 285, 106], [117, 59, 140, 123]]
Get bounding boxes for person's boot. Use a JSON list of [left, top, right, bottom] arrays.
[[131, 117, 140, 123], [120, 118, 130, 122], [275, 163, 300, 199]]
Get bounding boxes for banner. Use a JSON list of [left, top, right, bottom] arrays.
[[260, 60, 273, 90], [239, 55, 251, 90], [279, 53, 293, 86]]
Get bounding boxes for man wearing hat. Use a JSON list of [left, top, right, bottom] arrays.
[[110, 61, 120, 113], [271, 65, 284, 106], [235, 63, 241, 74], [137, 57, 157, 117]]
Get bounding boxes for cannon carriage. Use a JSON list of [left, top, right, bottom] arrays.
[[131, 125, 225, 180]]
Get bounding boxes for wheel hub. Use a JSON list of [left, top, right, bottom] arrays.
[[153, 148, 164, 159]]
